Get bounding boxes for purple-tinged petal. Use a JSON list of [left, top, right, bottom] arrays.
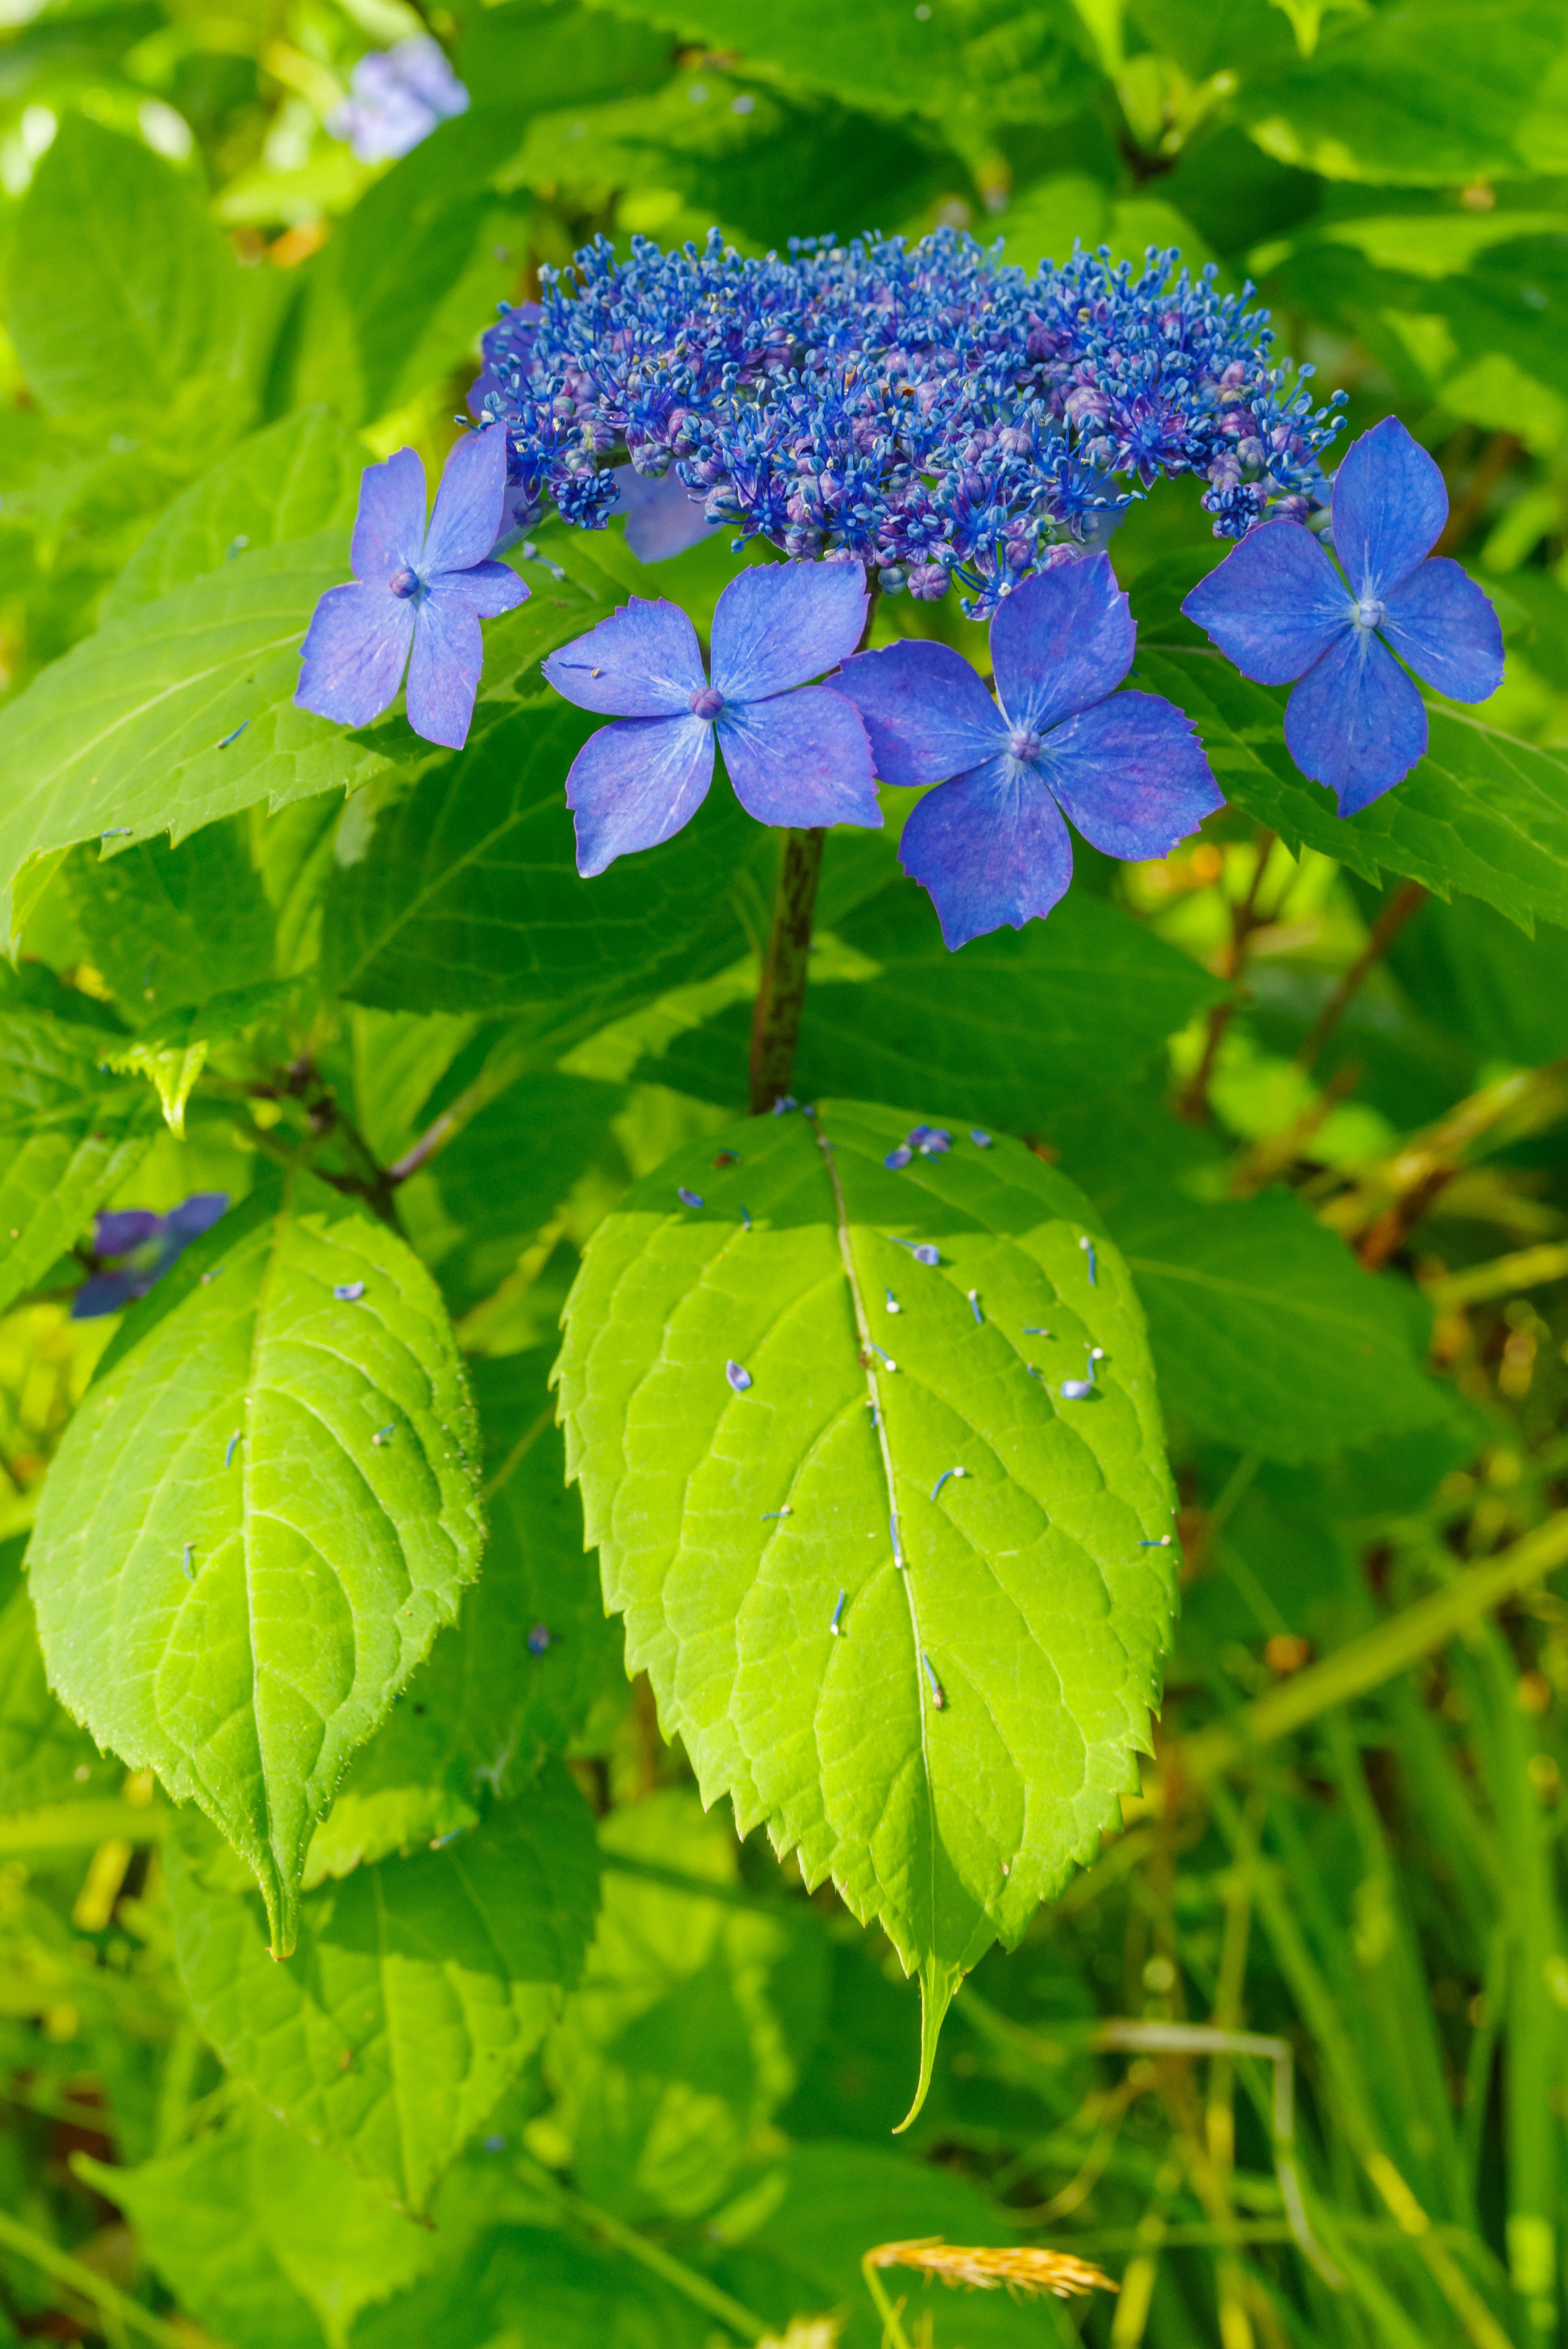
[[423, 426, 511, 574], [162, 1193, 229, 1247], [566, 714, 715, 876], [1331, 415, 1448, 601], [543, 597, 707, 717], [898, 756, 1074, 950], [614, 466, 722, 562], [1181, 521, 1350, 685], [989, 554, 1134, 734], [1284, 630, 1427, 816], [296, 581, 414, 728], [1380, 556, 1503, 703], [432, 557, 529, 619], [94, 1208, 162, 1256], [833, 640, 1003, 785], [405, 592, 483, 750], [1042, 692, 1223, 861], [350, 448, 427, 584], [71, 1269, 143, 1318], [717, 686, 881, 829], [709, 559, 867, 703]]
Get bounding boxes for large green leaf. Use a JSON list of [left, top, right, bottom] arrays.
[[555, 1102, 1176, 2117], [26, 1167, 483, 1953], [637, 869, 1224, 1123], [320, 701, 760, 1017], [0, 1011, 157, 1317], [63, 821, 276, 1019], [305, 1347, 626, 1883], [167, 1765, 601, 2213]]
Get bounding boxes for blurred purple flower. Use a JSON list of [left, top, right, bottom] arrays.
[[74, 1193, 228, 1319], [296, 427, 527, 750], [329, 35, 469, 164], [542, 560, 880, 876], [835, 552, 1222, 948], [1181, 416, 1504, 815]]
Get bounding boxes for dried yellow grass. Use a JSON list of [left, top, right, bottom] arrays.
[[865, 2238, 1118, 2300]]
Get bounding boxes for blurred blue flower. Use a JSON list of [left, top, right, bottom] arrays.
[[543, 560, 879, 874], [835, 553, 1221, 946], [296, 426, 527, 750], [329, 36, 469, 164], [74, 1194, 228, 1319], [1181, 416, 1504, 814]]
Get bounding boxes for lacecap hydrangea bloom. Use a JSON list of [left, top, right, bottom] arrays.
[[543, 561, 878, 875], [835, 555, 1221, 946], [329, 34, 469, 164], [1183, 416, 1504, 812], [468, 225, 1346, 617]]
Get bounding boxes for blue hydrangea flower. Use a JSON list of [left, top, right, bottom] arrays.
[[1181, 416, 1505, 814], [834, 553, 1222, 948], [543, 561, 879, 875], [73, 1193, 228, 1319], [296, 427, 527, 751], [329, 35, 469, 163]]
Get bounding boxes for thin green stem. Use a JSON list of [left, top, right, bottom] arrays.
[[517, 2161, 768, 2342], [861, 2253, 915, 2349], [0, 2204, 186, 2349]]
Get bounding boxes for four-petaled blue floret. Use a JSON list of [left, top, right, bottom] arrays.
[[328, 35, 470, 163], [542, 560, 879, 875], [467, 224, 1346, 618], [295, 425, 528, 751], [1182, 416, 1504, 813], [835, 553, 1222, 946]]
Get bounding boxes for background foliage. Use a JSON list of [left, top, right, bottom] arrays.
[[1, 0, 1568, 2344]]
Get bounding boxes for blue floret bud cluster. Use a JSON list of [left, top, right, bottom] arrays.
[[468, 225, 1347, 617]]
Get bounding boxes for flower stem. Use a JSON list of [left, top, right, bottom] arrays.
[[748, 824, 826, 1115]]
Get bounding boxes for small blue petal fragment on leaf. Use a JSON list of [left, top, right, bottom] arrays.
[[334, 1280, 366, 1302], [830, 1590, 847, 1636], [726, 1359, 753, 1392], [677, 1187, 704, 1209], [971, 1128, 992, 1147], [884, 1144, 913, 1170], [526, 1623, 553, 1656]]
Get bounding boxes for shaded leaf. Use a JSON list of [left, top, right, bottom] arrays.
[[63, 822, 276, 1020], [0, 1585, 117, 1815], [27, 1167, 483, 1952], [0, 1012, 157, 1318]]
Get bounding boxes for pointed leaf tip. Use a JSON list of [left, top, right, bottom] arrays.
[[895, 1955, 962, 2133]]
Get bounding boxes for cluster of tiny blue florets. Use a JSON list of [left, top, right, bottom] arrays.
[[469, 225, 1347, 617]]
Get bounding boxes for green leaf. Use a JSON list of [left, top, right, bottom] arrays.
[[104, 408, 369, 621], [546, 1789, 828, 2220], [0, 1011, 157, 1317], [305, 1345, 627, 1884], [7, 116, 247, 424], [637, 861, 1224, 1124], [433, 1072, 626, 1241], [457, 3, 675, 111], [555, 1103, 1176, 2121], [26, 1166, 484, 1953], [0, 1586, 118, 1815], [321, 701, 758, 1018], [80, 2103, 443, 2349], [101, 984, 293, 1134], [63, 822, 277, 1019], [167, 1764, 601, 2213]]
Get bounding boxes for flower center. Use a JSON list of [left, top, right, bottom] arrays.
[[689, 685, 724, 719], [1007, 725, 1043, 764], [1353, 595, 1385, 632], [389, 567, 421, 599]]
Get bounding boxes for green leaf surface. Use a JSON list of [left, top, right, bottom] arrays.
[[433, 1072, 625, 1241], [27, 1167, 483, 1952], [555, 1102, 1176, 2117], [63, 822, 277, 1020], [104, 408, 368, 621], [320, 701, 759, 1017], [0, 1011, 156, 1318], [0, 1586, 118, 1816], [305, 1347, 626, 1883], [167, 1764, 601, 2213]]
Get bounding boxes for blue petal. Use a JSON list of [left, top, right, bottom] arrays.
[[1380, 556, 1504, 703], [898, 756, 1074, 949], [350, 447, 426, 583], [833, 641, 1003, 784], [718, 686, 881, 829], [1181, 521, 1349, 685], [709, 559, 867, 703], [989, 554, 1134, 734], [614, 466, 722, 562], [295, 581, 414, 728], [543, 597, 706, 717], [1284, 630, 1427, 815], [566, 714, 715, 875], [71, 1270, 143, 1318], [406, 592, 483, 749], [1043, 691, 1224, 859], [1331, 415, 1448, 601], [422, 424, 511, 574], [163, 1193, 229, 1247], [94, 1208, 162, 1255], [432, 556, 529, 619]]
